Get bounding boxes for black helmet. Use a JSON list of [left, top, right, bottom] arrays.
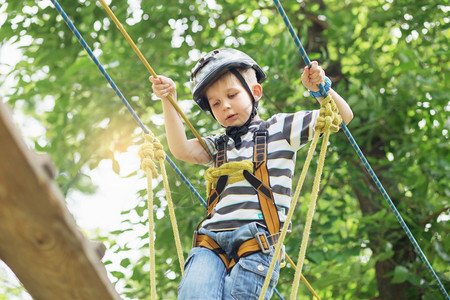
[[190, 48, 266, 111]]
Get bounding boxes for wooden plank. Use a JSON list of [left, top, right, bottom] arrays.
[[0, 100, 122, 300]]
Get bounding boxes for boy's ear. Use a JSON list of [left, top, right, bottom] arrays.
[[252, 84, 263, 101]]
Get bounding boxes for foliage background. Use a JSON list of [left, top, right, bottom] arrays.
[[0, 0, 448, 299]]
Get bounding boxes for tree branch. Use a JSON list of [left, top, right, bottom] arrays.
[[420, 206, 450, 226]]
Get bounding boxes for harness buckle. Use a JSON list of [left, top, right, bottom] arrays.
[[255, 232, 273, 255], [192, 230, 198, 248], [215, 135, 228, 149], [253, 130, 267, 141]]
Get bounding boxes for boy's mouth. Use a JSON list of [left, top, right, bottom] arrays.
[[226, 114, 237, 121]]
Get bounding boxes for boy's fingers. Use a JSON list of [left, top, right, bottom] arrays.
[[149, 75, 165, 84], [309, 61, 321, 75], [311, 72, 322, 81]]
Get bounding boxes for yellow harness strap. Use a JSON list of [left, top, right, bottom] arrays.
[[193, 231, 275, 273], [251, 129, 280, 236]]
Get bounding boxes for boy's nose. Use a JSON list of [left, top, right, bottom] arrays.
[[223, 99, 231, 109]]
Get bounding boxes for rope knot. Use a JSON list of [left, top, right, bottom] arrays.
[[314, 95, 342, 133], [153, 140, 166, 161], [139, 132, 164, 178]]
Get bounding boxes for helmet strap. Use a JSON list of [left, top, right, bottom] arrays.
[[223, 68, 258, 149], [229, 68, 256, 104]]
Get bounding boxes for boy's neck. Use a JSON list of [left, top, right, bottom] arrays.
[[224, 115, 261, 129], [225, 114, 263, 149]]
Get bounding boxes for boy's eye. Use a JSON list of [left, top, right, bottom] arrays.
[[212, 100, 220, 107], [228, 93, 236, 98]]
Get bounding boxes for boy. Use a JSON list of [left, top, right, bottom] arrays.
[[150, 48, 353, 299]]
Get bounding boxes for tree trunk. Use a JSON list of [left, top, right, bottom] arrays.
[[352, 160, 417, 300]]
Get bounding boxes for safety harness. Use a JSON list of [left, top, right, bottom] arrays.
[[192, 126, 282, 272]]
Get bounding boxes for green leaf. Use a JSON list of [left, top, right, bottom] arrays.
[[377, 250, 394, 261], [391, 265, 410, 284], [112, 158, 120, 175], [110, 271, 125, 279], [120, 258, 131, 268]]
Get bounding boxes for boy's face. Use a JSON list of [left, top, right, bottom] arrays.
[[205, 74, 261, 128]]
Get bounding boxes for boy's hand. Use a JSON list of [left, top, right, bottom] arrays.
[[149, 75, 177, 101], [301, 61, 325, 92]]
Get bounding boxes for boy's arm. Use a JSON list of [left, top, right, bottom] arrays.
[[149, 76, 211, 165], [301, 61, 353, 125]]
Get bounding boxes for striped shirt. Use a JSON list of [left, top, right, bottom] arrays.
[[202, 110, 320, 232]]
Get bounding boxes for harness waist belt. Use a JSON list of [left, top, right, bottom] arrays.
[[193, 231, 279, 272]]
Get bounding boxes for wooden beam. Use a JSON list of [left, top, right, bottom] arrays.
[[0, 100, 122, 300]]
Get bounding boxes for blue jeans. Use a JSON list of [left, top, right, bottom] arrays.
[[178, 222, 280, 300]]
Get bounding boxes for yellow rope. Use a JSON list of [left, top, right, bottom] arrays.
[[158, 159, 185, 275], [204, 161, 253, 197], [290, 96, 341, 300], [290, 132, 330, 299], [98, 0, 212, 160], [259, 129, 320, 300], [285, 254, 321, 300], [259, 95, 341, 300], [139, 132, 185, 299], [138, 134, 158, 300]]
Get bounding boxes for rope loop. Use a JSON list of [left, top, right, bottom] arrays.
[[314, 95, 342, 134], [205, 161, 253, 196]]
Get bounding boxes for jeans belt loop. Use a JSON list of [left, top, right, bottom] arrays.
[[192, 230, 198, 248]]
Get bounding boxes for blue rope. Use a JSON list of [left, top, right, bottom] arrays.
[[49, 0, 206, 208], [273, 0, 328, 98], [273, 0, 449, 298], [273, 287, 285, 300]]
